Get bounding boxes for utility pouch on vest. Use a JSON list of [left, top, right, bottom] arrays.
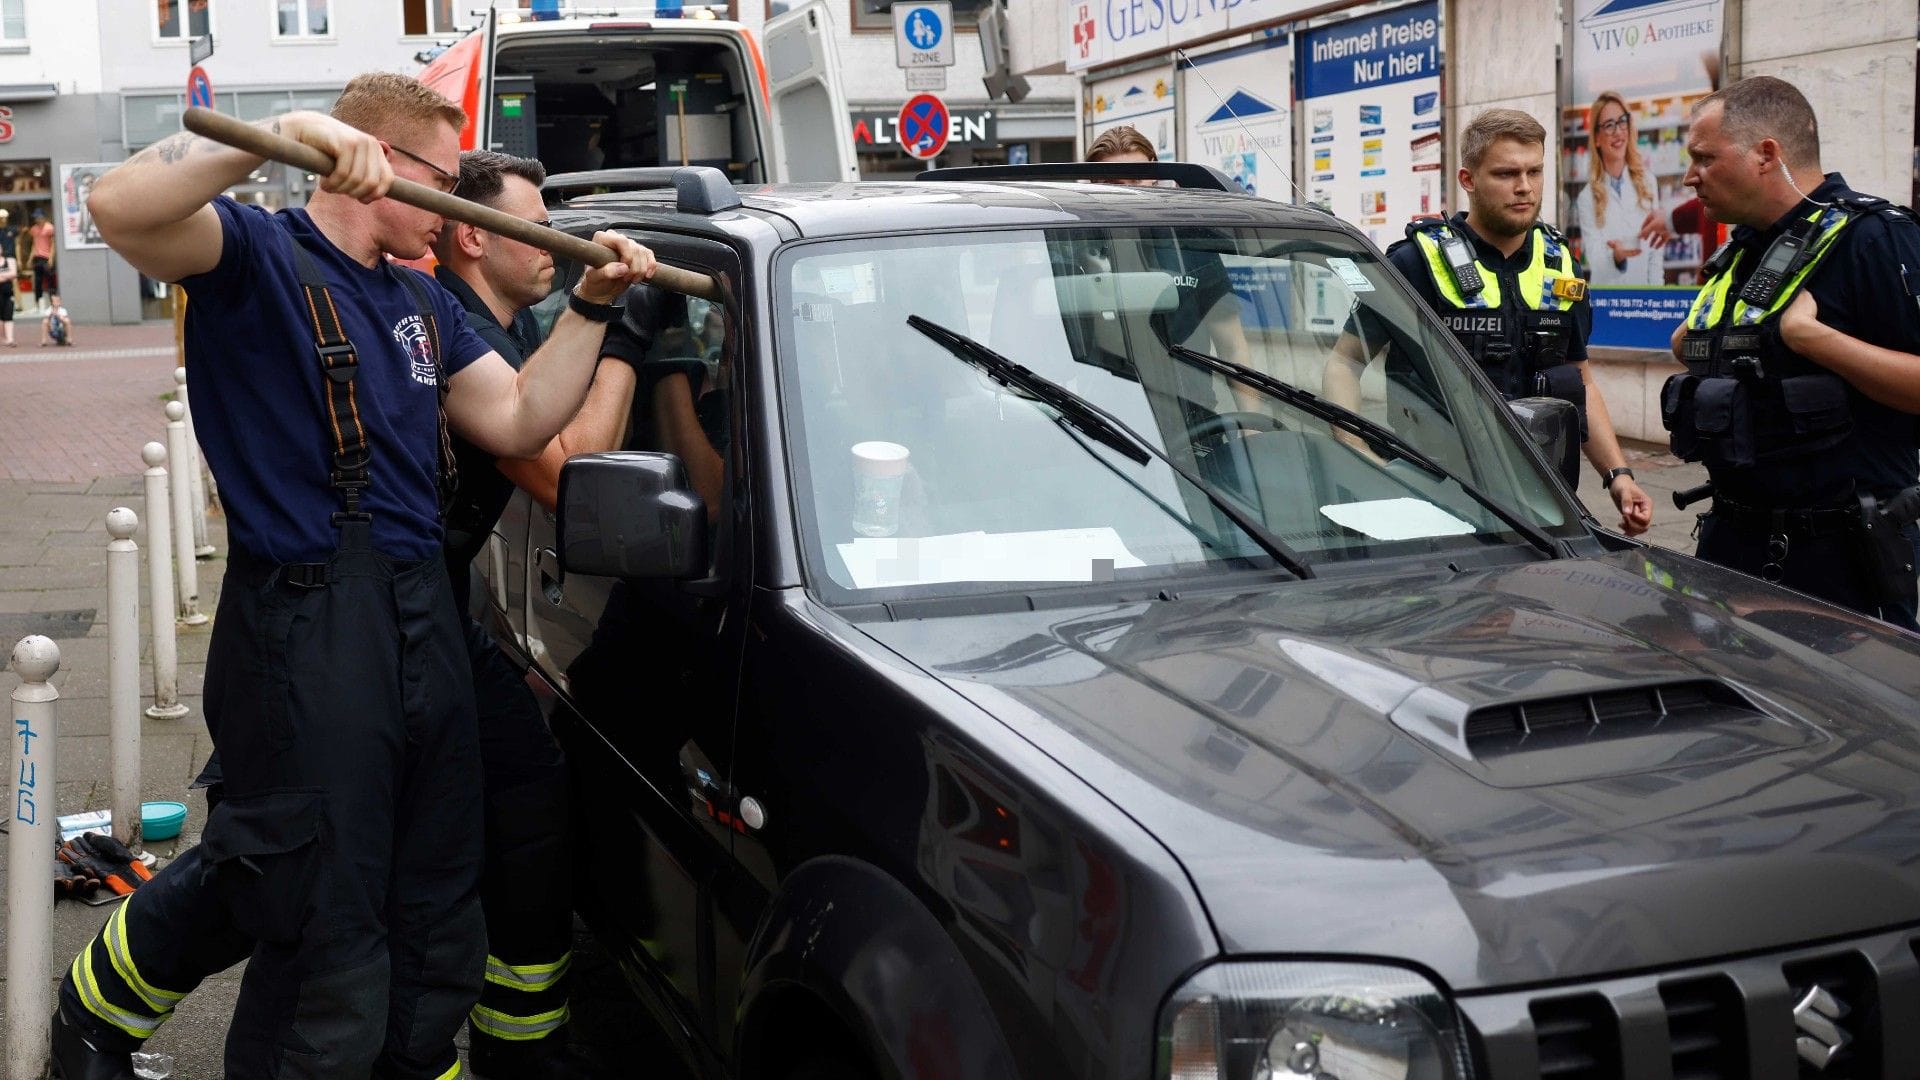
[[1661, 373, 1702, 460], [1856, 488, 1920, 613], [1532, 363, 1588, 439], [1775, 373, 1853, 445], [1691, 377, 1756, 469]]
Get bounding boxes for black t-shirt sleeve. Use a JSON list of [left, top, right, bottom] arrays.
[[599, 317, 651, 366], [1820, 213, 1920, 353]]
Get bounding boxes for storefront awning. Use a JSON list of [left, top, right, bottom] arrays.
[[0, 85, 58, 102]]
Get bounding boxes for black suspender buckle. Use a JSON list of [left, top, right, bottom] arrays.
[[319, 343, 358, 382], [282, 562, 330, 589]]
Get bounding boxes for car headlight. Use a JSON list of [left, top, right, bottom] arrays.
[[1158, 962, 1473, 1080]]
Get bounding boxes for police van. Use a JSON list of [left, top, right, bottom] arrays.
[[418, 1, 856, 185]]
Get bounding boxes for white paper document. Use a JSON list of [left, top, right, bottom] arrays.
[[837, 528, 1147, 589], [1318, 497, 1476, 541]]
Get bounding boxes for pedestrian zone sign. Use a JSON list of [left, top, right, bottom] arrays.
[[894, 2, 955, 68]]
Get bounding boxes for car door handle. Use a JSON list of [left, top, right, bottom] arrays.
[[534, 546, 564, 606]]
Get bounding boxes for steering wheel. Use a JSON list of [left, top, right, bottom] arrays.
[[1186, 411, 1288, 447]]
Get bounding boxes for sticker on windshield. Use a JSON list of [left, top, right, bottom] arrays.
[[1325, 257, 1375, 293], [1319, 498, 1474, 541], [818, 263, 879, 305]]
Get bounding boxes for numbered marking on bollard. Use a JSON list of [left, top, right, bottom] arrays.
[[8, 635, 59, 1080]]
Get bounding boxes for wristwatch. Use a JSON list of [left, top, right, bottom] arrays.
[[1603, 466, 1636, 490], [568, 291, 625, 323]]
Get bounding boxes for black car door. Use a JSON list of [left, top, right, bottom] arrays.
[[521, 232, 751, 1048]]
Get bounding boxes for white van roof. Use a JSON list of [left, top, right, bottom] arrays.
[[494, 4, 745, 34]]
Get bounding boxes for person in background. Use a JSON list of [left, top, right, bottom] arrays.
[[1085, 125, 1262, 412], [1572, 91, 1666, 286], [27, 208, 55, 309], [38, 292, 71, 347], [0, 229, 17, 346]]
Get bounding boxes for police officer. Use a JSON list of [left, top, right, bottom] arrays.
[[50, 73, 654, 1079], [1663, 75, 1920, 628], [1325, 108, 1654, 536]]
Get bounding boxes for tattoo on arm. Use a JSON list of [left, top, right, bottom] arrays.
[[145, 133, 198, 166]]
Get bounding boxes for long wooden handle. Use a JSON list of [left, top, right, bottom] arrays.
[[181, 107, 722, 303]]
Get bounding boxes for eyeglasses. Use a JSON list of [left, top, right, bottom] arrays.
[[1595, 115, 1632, 134], [388, 143, 458, 191]]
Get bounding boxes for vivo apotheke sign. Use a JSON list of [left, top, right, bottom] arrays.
[[1064, 0, 1317, 71]]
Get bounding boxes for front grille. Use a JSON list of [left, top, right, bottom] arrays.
[[1659, 974, 1744, 1080], [1530, 994, 1621, 1078], [1457, 926, 1920, 1078]]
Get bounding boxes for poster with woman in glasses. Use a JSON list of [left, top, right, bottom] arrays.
[[1563, 0, 1726, 344]]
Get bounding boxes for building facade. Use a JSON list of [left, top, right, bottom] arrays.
[[0, 0, 492, 323], [1004, 0, 1917, 438]]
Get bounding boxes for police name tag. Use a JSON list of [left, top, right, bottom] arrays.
[[1551, 276, 1588, 302]]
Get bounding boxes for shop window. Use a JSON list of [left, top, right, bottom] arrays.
[[155, 0, 211, 41], [402, 0, 461, 36], [850, 0, 986, 33], [275, 0, 330, 37], [124, 94, 185, 150], [0, 0, 26, 45]]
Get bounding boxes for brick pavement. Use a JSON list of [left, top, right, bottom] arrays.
[[0, 322, 181, 483]]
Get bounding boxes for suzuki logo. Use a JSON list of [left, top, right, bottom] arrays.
[[1793, 985, 1851, 1070]]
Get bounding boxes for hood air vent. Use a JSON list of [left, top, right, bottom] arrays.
[[1464, 681, 1759, 752], [1530, 993, 1622, 1078]]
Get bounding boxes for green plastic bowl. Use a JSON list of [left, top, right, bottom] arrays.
[[140, 801, 188, 841]]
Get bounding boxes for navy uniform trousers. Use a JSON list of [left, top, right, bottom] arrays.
[[61, 526, 487, 1079]]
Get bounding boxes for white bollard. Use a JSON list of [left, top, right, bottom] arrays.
[[143, 442, 188, 720], [107, 507, 143, 850], [175, 367, 215, 560], [8, 635, 59, 1080], [164, 402, 207, 627]]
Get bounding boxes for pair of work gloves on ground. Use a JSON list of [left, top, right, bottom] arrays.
[[54, 832, 152, 900]]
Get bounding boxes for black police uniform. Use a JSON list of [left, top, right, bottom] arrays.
[[1380, 214, 1594, 486], [56, 201, 487, 1080], [1662, 174, 1920, 629]]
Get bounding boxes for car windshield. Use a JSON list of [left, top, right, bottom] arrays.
[[775, 225, 1575, 599]]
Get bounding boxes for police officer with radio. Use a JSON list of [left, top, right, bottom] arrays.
[[1325, 109, 1654, 535], [1663, 76, 1920, 628]]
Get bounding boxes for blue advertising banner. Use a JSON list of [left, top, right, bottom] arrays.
[[1297, 1, 1439, 100], [1588, 287, 1698, 350], [1296, 2, 1444, 248]]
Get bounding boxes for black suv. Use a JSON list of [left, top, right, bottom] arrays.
[[480, 165, 1920, 1080]]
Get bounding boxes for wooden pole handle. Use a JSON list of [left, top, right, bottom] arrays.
[[181, 107, 723, 303]]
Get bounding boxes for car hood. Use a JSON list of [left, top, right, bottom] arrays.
[[856, 549, 1920, 991]]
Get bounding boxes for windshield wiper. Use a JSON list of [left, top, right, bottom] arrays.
[[1167, 344, 1560, 557], [907, 315, 1315, 580]]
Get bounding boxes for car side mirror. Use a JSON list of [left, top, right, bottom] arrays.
[[1507, 396, 1580, 486], [558, 452, 708, 579]]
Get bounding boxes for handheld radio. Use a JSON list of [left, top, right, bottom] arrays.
[[1737, 230, 1807, 307], [1437, 230, 1485, 296]]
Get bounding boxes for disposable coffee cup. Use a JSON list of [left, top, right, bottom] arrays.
[[851, 441, 910, 537]]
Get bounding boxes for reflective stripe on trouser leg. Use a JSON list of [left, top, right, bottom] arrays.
[[483, 952, 571, 993], [473, 951, 572, 1043], [62, 893, 195, 1043], [471, 1004, 572, 1042]]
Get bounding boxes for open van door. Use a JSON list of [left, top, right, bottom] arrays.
[[761, 1, 859, 182], [418, 5, 500, 151]]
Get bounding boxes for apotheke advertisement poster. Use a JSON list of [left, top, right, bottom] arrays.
[[1178, 37, 1292, 198], [1086, 66, 1177, 160], [1297, 2, 1442, 249], [1565, 0, 1725, 348]]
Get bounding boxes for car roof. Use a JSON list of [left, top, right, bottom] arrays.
[[556, 181, 1353, 240]]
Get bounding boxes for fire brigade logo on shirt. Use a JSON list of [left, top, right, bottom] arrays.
[[392, 315, 437, 386]]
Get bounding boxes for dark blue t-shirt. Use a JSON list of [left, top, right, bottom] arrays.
[[180, 199, 492, 563]]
